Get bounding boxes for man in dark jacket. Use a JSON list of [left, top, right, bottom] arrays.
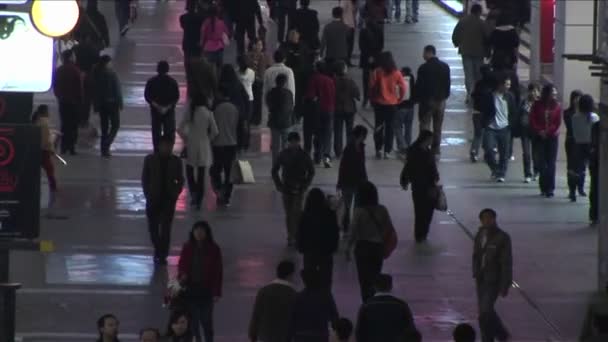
[[274, 0, 297, 43], [249, 260, 298, 342], [94, 55, 123, 158], [470, 65, 494, 162], [415, 45, 451, 157], [141, 136, 184, 265], [144, 61, 180, 153], [234, 0, 265, 56], [355, 274, 416, 342], [479, 73, 517, 182], [272, 132, 315, 247], [359, 19, 384, 107], [320, 7, 350, 65], [289, 0, 320, 50], [473, 209, 512, 342], [334, 61, 361, 157], [53, 49, 83, 155], [180, 1, 204, 59], [267, 74, 295, 162], [337, 125, 368, 233]]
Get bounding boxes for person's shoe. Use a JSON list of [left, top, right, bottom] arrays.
[[383, 152, 393, 160], [375, 150, 382, 159], [120, 24, 130, 36], [496, 177, 505, 183], [412, 17, 419, 23], [323, 157, 332, 168], [546, 192, 555, 198], [223, 198, 232, 207], [70, 149, 77, 156], [470, 153, 479, 163], [510, 155, 515, 161], [532, 174, 538, 181], [569, 192, 577, 202], [490, 173, 497, 181], [578, 189, 587, 197], [524, 177, 532, 184], [101, 151, 111, 158], [404, 18, 411, 24]]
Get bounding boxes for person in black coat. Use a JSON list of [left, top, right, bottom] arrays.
[[234, 0, 265, 56], [281, 29, 314, 121], [355, 274, 416, 342], [470, 64, 494, 162], [289, 0, 320, 50], [337, 125, 368, 234], [180, 1, 204, 59], [219, 64, 251, 150], [359, 19, 384, 107], [489, 19, 520, 72], [144, 61, 181, 153], [297, 188, 339, 289], [400, 130, 440, 243]]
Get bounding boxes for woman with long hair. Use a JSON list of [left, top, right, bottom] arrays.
[[570, 94, 600, 202], [563, 90, 583, 200], [530, 84, 562, 198], [346, 181, 395, 301], [165, 310, 195, 342], [177, 221, 223, 342], [177, 94, 219, 210], [200, 6, 229, 70], [296, 188, 340, 288], [368, 51, 407, 159], [400, 130, 439, 243]]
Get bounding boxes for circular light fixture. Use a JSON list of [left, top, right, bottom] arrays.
[[31, 0, 80, 38]]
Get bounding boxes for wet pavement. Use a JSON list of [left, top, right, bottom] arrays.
[[17, 1, 593, 341]]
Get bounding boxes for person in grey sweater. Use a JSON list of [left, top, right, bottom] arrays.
[[248, 261, 297, 342], [210, 86, 239, 206], [320, 7, 350, 64]]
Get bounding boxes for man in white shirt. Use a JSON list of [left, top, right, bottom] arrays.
[[263, 49, 296, 109]]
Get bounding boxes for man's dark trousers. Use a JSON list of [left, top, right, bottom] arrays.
[[151, 107, 176, 153], [59, 101, 80, 153], [235, 19, 256, 56], [99, 103, 121, 154], [146, 199, 177, 260], [476, 281, 510, 342]]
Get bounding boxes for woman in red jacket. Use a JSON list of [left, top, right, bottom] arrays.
[[178, 221, 223, 342], [529, 84, 561, 198]]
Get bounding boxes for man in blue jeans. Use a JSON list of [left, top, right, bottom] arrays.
[[481, 74, 517, 183]]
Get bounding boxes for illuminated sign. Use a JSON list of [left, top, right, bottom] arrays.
[[0, 1, 29, 4]]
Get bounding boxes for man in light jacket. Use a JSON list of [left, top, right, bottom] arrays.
[[248, 261, 298, 342], [452, 4, 489, 101], [473, 208, 512, 342]]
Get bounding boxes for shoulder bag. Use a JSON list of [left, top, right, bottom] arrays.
[[366, 207, 397, 259]]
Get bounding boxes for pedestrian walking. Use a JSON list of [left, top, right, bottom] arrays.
[[32, 105, 58, 193], [177, 221, 223, 342], [358, 19, 384, 107], [180, 1, 204, 60], [470, 64, 494, 162], [271, 132, 315, 247], [145, 61, 180, 153], [165, 310, 196, 342], [297, 188, 340, 288], [73, 35, 101, 129], [96, 314, 120, 342], [516, 82, 541, 183], [333, 61, 361, 157], [452, 4, 489, 102], [321, 7, 350, 65], [473, 208, 512, 342], [115, 0, 135, 36], [248, 260, 298, 342], [210, 86, 239, 207], [53, 49, 83, 155], [93, 55, 123, 158], [266, 74, 295, 162], [291, 268, 339, 342], [563, 90, 583, 197], [339, 0, 358, 66], [355, 274, 416, 342], [488, 18, 520, 72], [570, 94, 600, 202], [200, 6, 230, 70], [304, 61, 336, 167], [246, 39, 271, 126], [480, 74, 517, 183], [233, 0, 265, 56], [393, 67, 415, 155], [281, 29, 314, 122], [274, 0, 297, 43], [177, 97, 219, 210], [400, 130, 440, 243], [404, 0, 419, 23], [218, 64, 250, 151], [263, 50, 296, 108], [236, 56, 255, 151], [347, 181, 395, 301], [415, 45, 451, 157], [530, 84, 561, 198], [288, 0, 320, 51], [369, 51, 407, 159], [142, 136, 184, 265], [186, 57, 218, 108], [337, 125, 369, 235]]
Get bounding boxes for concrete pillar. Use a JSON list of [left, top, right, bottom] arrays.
[[554, 0, 600, 104], [529, 0, 541, 82]]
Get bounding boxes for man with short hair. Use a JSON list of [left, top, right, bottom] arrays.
[[320, 7, 350, 65], [266, 74, 295, 163], [271, 132, 315, 246], [96, 314, 120, 342], [94, 55, 124, 158], [142, 136, 184, 265], [144, 60, 180, 153], [139, 328, 160, 342], [473, 209, 512, 342], [452, 4, 489, 101], [248, 260, 298, 342], [263, 50, 296, 105], [288, 0, 320, 50], [453, 323, 476, 342], [53, 49, 83, 155], [355, 274, 416, 342], [415, 45, 451, 157]]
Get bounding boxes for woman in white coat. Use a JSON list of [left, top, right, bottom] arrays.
[[178, 99, 219, 210]]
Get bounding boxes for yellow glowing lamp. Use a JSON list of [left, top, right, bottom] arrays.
[[30, 0, 80, 38]]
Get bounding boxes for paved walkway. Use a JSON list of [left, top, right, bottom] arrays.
[[17, 1, 593, 341]]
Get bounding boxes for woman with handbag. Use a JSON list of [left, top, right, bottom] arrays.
[[400, 130, 440, 243], [346, 181, 396, 302], [178, 96, 219, 210], [200, 6, 230, 71], [177, 221, 223, 342]]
